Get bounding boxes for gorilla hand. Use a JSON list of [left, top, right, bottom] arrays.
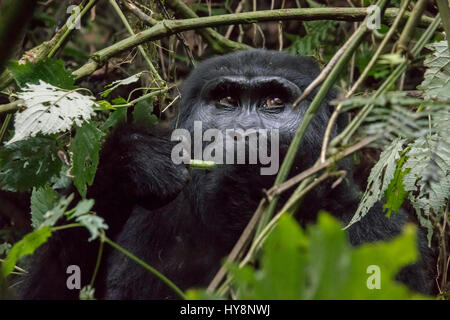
[[90, 125, 190, 210]]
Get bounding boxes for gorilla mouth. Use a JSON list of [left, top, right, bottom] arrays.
[[171, 121, 280, 175]]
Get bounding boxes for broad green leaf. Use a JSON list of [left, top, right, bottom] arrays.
[[8, 58, 76, 90], [222, 213, 424, 300], [234, 215, 307, 299], [303, 214, 351, 299], [111, 97, 127, 105], [0, 136, 62, 192], [69, 122, 105, 198], [0, 226, 52, 279], [133, 98, 157, 126], [30, 186, 59, 229], [101, 108, 127, 132]]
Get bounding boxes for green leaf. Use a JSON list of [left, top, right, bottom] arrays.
[[50, 164, 73, 191], [74, 214, 107, 242], [79, 285, 96, 300], [69, 122, 105, 198], [383, 155, 410, 217], [96, 100, 114, 110], [0, 136, 62, 192], [8, 58, 76, 90], [40, 194, 73, 227], [133, 98, 157, 126], [30, 186, 59, 229], [0, 226, 52, 279], [347, 138, 406, 228], [101, 108, 127, 132], [222, 213, 424, 300], [111, 97, 127, 105], [67, 199, 95, 219]]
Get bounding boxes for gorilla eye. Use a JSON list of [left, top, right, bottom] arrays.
[[265, 97, 284, 108], [218, 96, 238, 107]]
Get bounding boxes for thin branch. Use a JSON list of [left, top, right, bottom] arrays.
[[156, 0, 196, 67], [436, 0, 450, 51], [103, 235, 186, 299], [122, 0, 158, 26], [164, 0, 251, 53], [255, 1, 385, 237], [320, 0, 411, 163], [0, 99, 23, 114], [109, 0, 165, 86], [292, 22, 364, 107], [0, 0, 99, 91], [269, 136, 376, 198], [207, 136, 375, 293], [331, 13, 442, 148], [396, 0, 428, 54]]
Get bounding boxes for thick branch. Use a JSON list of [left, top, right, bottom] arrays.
[[72, 7, 437, 80]]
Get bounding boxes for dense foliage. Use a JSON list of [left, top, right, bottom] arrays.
[[0, 0, 448, 300]]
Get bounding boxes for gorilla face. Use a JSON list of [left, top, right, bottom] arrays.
[[175, 50, 335, 168], [197, 75, 303, 133]]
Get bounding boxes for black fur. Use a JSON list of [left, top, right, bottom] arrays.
[[19, 50, 434, 299]]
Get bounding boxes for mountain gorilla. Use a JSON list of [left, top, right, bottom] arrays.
[[20, 50, 433, 299]]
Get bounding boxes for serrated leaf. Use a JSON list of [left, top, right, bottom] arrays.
[[101, 108, 127, 132], [0, 226, 52, 280], [347, 139, 406, 228], [30, 186, 59, 229], [403, 135, 450, 243], [7, 80, 96, 144], [418, 41, 450, 100], [75, 215, 107, 242], [69, 122, 105, 198], [8, 58, 76, 90], [50, 164, 73, 190], [0, 136, 62, 192], [80, 285, 96, 300], [40, 194, 73, 227], [133, 98, 157, 126]]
